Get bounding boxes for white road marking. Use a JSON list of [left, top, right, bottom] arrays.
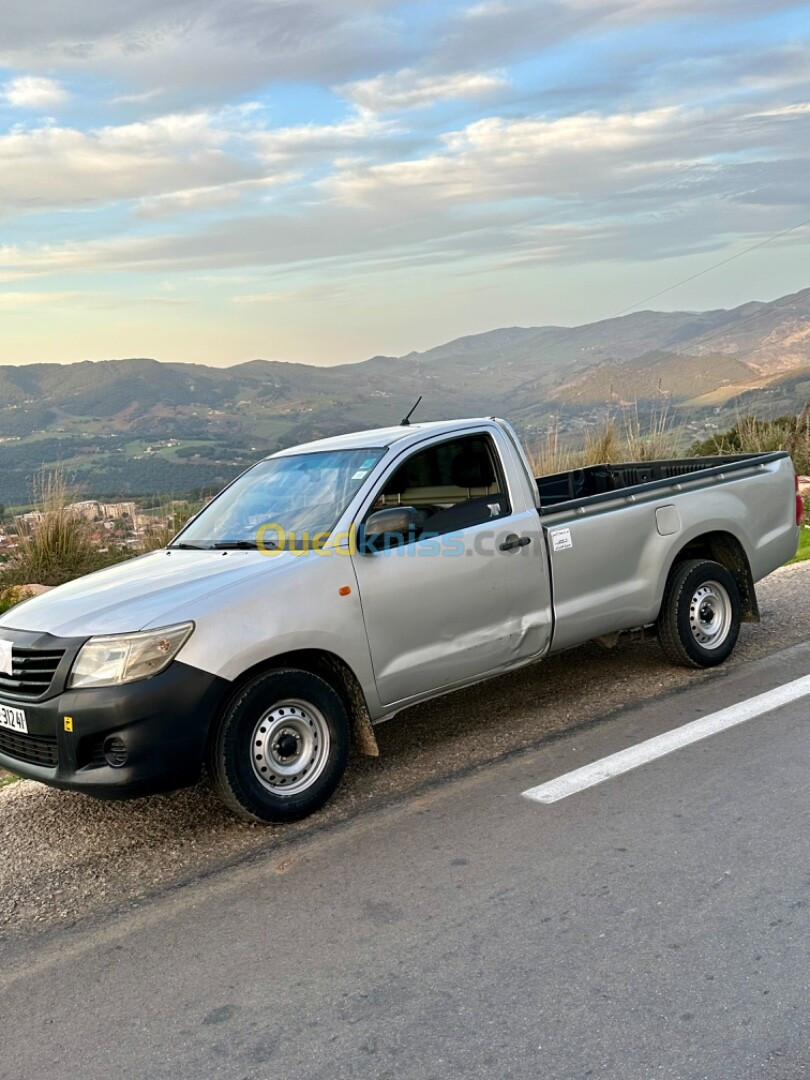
[[522, 673, 810, 804]]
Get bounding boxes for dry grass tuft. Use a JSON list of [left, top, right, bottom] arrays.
[[2, 467, 129, 587], [529, 407, 678, 476]]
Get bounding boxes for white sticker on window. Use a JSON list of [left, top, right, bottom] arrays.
[[352, 470, 369, 481], [550, 527, 573, 552]]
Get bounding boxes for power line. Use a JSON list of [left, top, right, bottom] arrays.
[[610, 216, 810, 318], [522, 213, 810, 378]]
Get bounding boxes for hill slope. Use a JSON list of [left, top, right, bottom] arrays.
[[1, 288, 809, 504]]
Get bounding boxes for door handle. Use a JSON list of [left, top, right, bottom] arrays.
[[499, 534, 532, 552]]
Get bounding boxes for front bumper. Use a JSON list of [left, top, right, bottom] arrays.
[[0, 660, 228, 799]]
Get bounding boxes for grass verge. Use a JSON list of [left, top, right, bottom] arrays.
[[790, 526, 810, 564]]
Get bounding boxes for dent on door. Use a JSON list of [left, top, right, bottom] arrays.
[[353, 520, 522, 705]]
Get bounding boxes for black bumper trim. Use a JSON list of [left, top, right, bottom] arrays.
[[0, 661, 229, 799], [0, 727, 58, 767]]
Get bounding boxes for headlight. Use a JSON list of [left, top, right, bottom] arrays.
[[68, 623, 194, 689]]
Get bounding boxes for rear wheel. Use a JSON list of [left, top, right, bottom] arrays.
[[657, 559, 741, 668], [208, 668, 350, 823]]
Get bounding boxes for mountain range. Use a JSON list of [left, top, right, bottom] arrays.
[[1, 287, 809, 505]]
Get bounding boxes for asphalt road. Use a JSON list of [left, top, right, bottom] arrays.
[[1, 639, 808, 1080], [2, 561, 810, 933]]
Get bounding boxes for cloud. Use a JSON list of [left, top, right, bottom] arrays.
[[1, 0, 806, 110], [339, 68, 507, 112], [0, 110, 263, 214], [0, 288, 197, 313], [2, 86, 802, 288], [326, 106, 688, 206], [231, 283, 350, 304], [1, 7, 808, 306], [136, 177, 287, 218], [326, 99, 810, 211], [2, 75, 68, 108], [0, 1, 409, 102], [435, 0, 604, 71], [0, 290, 78, 310], [0, 101, 403, 223], [434, 0, 810, 77], [251, 112, 398, 166], [109, 88, 167, 105], [561, 0, 808, 17]]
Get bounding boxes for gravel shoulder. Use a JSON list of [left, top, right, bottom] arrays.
[[1, 561, 808, 936]]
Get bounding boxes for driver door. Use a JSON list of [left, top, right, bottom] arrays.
[[350, 432, 551, 707]]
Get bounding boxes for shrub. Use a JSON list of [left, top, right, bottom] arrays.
[[0, 586, 33, 614], [1, 468, 131, 588], [688, 407, 810, 474], [139, 500, 198, 552]]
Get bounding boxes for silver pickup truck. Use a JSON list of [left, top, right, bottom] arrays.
[[0, 418, 801, 822]]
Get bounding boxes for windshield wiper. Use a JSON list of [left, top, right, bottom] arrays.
[[169, 542, 211, 550], [211, 540, 265, 550]]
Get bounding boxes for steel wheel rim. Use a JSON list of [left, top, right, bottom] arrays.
[[250, 699, 330, 796], [689, 581, 732, 650]]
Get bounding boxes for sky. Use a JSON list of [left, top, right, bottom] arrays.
[[0, 0, 809, 367]]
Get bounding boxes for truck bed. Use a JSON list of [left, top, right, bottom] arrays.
[[536, 452, 789, 515]]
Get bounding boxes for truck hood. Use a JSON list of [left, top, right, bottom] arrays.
[[0, 549, 293, 638]]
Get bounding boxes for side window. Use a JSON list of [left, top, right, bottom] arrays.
[[372, 435, 510, 538]]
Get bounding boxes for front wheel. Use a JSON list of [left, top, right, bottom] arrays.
[[208, 668, 351, 823], [657, 559, 742, 669]]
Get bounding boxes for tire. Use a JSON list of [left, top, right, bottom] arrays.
[[208, 668, 351, 823], [657, 559, 742, 669]]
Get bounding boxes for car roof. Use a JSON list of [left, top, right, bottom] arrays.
[[269, 418, 495, 457]]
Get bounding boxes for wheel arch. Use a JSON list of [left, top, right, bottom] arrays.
[[209, 649, 379, 758], [665, 530, 759, 623]]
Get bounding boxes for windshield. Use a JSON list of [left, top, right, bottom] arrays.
[[172, 448, 386, 550]]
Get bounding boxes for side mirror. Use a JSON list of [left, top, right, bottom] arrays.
[[361, 506, 422, 552]]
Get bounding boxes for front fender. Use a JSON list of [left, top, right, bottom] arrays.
[[169, 552, 384, 718]]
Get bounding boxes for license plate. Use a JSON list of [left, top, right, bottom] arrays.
[[0, 703, 28, 734]]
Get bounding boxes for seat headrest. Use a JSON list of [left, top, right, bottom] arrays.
[[450, 450, 495, 488]]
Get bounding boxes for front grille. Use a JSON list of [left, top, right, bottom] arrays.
[[0, 647, 65, 700], [0, 728, 58, 767]]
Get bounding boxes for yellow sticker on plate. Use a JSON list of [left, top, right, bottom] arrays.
[[63, 716, 73, 732]]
